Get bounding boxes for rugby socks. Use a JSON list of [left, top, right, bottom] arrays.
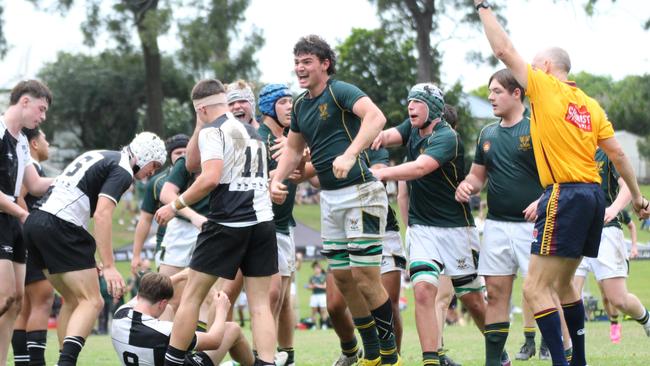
[[524, 326, 536, 345], [340, 337, 360, 357], [484, 322, 510, 366], [635, 308, 650, 325], [565, 347, 573, 363], [278, 347, 295, 364], [609, 314, 619, 325], [423, 351, 440, 365], [562, 300, 585, 366], [370, 300, 399, 364], [534, 308, 568, 366], [353, 315, 380, 361], [187, 351, 214, 366], [12, 329, 29, 366], [57, 336, 85, 366], [27, 330, 48, 366], [164, 345, 187, 366]]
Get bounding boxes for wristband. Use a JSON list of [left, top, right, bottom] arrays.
[[178, 194, 188, 208]]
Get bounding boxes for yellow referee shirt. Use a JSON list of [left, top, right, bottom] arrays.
[[526, 64, 614, 187]]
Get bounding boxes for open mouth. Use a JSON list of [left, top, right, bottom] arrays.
[[233, 111, 245, 118]]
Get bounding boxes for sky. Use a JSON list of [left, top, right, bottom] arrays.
[[1, 0, 648, 92]]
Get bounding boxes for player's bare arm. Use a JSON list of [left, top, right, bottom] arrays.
[[371, 127, 404, 150], [131, 211, 154, 274], [271, 131, 306, 204], [333, 96, 386, 179], [22, 163, 53, 196], [475, 0, 528, 89], [371, 154, 439, 182], [604, 177, 632, 224], [159, 181, 207, 228], [95, 196, 125, 299], [456, 163, 487, 203], [598, 136, 649, 218], [0, 194, 30, 223], [195, 291, 231, 350]]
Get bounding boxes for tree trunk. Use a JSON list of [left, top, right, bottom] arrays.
[[140, 35, 164, 136], [404, 0, 437, 83]]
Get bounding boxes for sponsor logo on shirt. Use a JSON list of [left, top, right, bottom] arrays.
[[518, 135, 532, 151], [482, 141, 491, 153], [564, 103, 592, 132], [319, 103, 329, 120]]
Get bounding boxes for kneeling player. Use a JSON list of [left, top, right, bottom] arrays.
[[112, 272, 253, 366]]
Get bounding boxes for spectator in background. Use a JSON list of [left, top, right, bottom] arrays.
[[307, 262, 328, 330]]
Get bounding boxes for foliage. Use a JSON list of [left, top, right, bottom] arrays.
[[0, 5, 7, 58], [38, 51, 194, 150], [176, 0, 264, 82], [581, 0, 649, 29], [336, 28, 417, 126], [137, 98, 194, 137], [370, 0, 503, 82]]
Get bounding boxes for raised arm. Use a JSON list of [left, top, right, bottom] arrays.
[[474, 1, 528, 89]]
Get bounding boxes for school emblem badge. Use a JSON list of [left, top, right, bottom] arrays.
[[519, 135, 532, 151], [319, 103, 329, 120], [348, 217, 359, 231]]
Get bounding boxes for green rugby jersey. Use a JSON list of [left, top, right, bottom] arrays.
[[166, 156, 211, 218], [596, 148, 625, 229], [140, 167, 170, 248], [474, 111, 542, 222], [396, 119, 474, 227], [259, 123, 297, 235], [364, 147, 399, 232], [290, 79, 375, 190]]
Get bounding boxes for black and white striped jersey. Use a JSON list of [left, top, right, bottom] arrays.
[[198, 112, 273, 226], [24, 162, 45, 211], [111, 302, 197, 366], [0, 119, 31, 203], [39, 150, 133, 229]]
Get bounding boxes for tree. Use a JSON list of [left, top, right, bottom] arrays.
[[38, 51, 194, 150], [27, 0, 171, 135], [336, 28, 417, 126], [0, 5, 7, 58], [369, 0, 502, 83], [176, 0, 264, 82], [336, 28, 477, 166]]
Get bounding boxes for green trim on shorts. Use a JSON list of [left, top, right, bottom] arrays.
[[323, 240, 348, 245], [350, 259, 381, 266], [454, 285, 485, 294], [349, 239, 382, 245]]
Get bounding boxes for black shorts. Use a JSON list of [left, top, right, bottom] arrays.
[[23, 210, 97, 274], [25, 251, 46, 285], [190, 220, 278, 280], [531, 183, 605, 259], [0, 213, 26, 263]]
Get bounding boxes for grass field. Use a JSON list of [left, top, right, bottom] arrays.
[[16, 197, 650, 365]]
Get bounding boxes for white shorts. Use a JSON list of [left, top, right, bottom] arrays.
[[478, 220, 534, 277], [309, 293, 327, 308], [321, 182, 387, 269], [381, 231, 406, 274], [575, 227, 628, 281], [407, 225, 480, 277], [320, 181, 387, 240], [277, 229, 296, 277], [159, 218, 199, 268]]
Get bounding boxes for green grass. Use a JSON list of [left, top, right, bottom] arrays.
[[31, 261, 650, 365], [21, 190, 650, 365]]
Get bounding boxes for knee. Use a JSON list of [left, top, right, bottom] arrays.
[[0, 291, 18, 315], [522, 278, 538, 304], [607, 295, 626, 310], [90, 296, 105, 314], [269, 287, 282, 310], [413, 285, 437, 306], [326, 295, 347, 318]]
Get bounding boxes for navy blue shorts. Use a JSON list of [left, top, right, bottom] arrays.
[[531, 183, 605, 258]]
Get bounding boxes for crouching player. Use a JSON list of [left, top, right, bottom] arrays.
[[112, 272, 254, 366]]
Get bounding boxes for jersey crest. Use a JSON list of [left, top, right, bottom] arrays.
[[518, 135, 532, 151], [318, 103, 330, 120], [565, 103, 592, 132]]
